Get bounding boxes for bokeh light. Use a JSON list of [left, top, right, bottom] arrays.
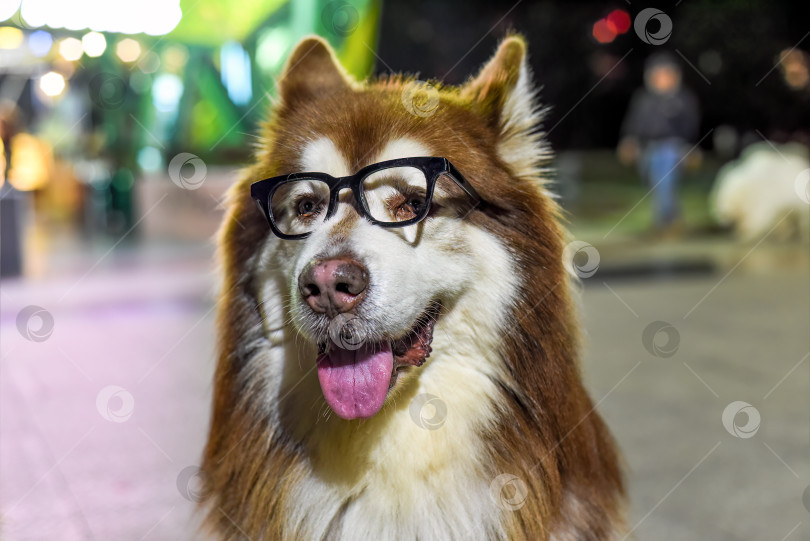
[[592, 19, 616, 44], [58, 37, 83, 61], [0, 0, 21, 22], [606, 10, 631, 35], [152, 73, 184, 113], [220, 41, 252, 106], [115, 38, 141, 63], [137, 146, 162, 172], [82, 31, 107, 58], [7, 133, 52, 191], [0, 26, 24, 49], [28, 29, 53, 57], [38, 71, 66, 97], [161, 44, 188, 73], [20, 0, 182, 36], [256, 27, 292, 73], [137, 51, 161, 74]]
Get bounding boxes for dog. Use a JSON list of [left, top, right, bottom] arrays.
[[711, 141, 810, 241], [201, 35, 626, 540]]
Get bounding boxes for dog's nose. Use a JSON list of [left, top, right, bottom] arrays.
[[298, 258, 369, 316]]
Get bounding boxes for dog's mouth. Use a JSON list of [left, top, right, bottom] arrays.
[[315, 303, 440, 420]]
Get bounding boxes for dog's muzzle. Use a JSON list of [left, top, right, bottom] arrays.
[[298, 257, 368, 318], [296, 256, 439, 421]]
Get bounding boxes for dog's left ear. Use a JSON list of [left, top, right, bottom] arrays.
[[462, 36, 547, 179], [278, 36, 354, 107]]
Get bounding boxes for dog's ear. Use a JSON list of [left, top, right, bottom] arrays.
[[279, 37, 354, 106], [462, 36, 548, 180]]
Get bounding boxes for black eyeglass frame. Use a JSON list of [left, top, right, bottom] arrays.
[[250, 156, 482, 240]]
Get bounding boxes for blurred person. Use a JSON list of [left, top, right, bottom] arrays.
[[618, 52, 700, 237]]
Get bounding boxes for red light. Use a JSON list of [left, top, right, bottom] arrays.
[[606, 9, 631, 34], [592, 19, 616, 44]]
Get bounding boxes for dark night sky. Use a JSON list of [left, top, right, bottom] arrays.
[[376, 0, 810, 150]]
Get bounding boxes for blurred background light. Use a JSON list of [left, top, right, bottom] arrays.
[[606, 10, 631, 35], [137, 50, 161, 74], [115, 37, 141, 63], [161, 44, 188, 73], [220, 40, 252, 106], [28, 29, 53, 57], [81, 31, 107, 57], [38, 70, 66, 97], [256, 27, 292, 73], [0, 26, 24, 49], [58, 36, 83, 61], [592, 18, 616, 44], [0, 0, 21, 22], [7, 133, 52, 191], [152, 73, 183, 113], [20, 0, 182, 36], [137, 146, 163, 172]]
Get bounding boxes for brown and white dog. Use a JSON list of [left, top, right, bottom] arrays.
[[201, 35, 626, 540]]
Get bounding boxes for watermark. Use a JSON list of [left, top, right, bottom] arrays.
[[321, 1, 360, 37], [642, 321, 680, 358], [795, 168, 810, 204], [489, 473, 528, 511], [89, 73, 127, 109], [401, 81, 440, 118], [563, 240, 600, 278], [327, 313, 365, 351], [634, 8, 673, 45], [721, 401, 760, 439], [16, 305, 54, 342], [96, 385, 135, 423], [408, 393, 447, 430], [168, 152, 207, 190], [177, 465, 209, 502]]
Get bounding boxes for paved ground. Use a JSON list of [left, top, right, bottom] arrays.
[[579, 248, 810, 541], [1, 244, 216, 540], [1, 237, 808, 540]]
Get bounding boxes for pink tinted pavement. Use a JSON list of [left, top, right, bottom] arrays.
[[1, 245, 217, 540]]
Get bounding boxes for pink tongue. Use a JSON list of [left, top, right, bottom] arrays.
[[317, 342, 394, 420]]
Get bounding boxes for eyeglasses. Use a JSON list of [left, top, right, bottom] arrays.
[[250, 157, 482, 240]]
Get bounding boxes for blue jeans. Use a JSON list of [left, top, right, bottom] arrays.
[[640, 140, 684, 228]]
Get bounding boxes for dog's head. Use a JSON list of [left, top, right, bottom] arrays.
[[239, 36, 555, 421]]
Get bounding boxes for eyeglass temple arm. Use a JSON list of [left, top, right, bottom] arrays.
[[446, 161, 482, 204]]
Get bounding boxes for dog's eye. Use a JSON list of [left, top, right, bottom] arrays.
[[296, 197, 322, 217], [394, 196, 425, 221]]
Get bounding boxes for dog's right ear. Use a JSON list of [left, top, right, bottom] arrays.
[[278, 37, 354, 106]]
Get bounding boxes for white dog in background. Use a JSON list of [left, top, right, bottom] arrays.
[[711, 142, 810, 240]]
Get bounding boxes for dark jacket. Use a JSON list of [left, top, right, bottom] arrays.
[[621, 88, 700, 145]]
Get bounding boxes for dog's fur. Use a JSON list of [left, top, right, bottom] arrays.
[[711, 141, 810, 241], [201, 36, 626, 540]]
